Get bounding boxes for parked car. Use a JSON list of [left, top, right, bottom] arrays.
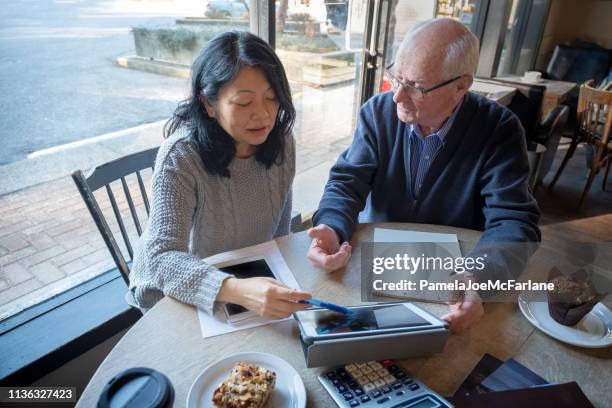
[[324, 0, 348, 31], [205, 0, 249, 19]]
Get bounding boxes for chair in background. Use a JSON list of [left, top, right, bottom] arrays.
[[548, 82, 612, 207], [488, 78, 546, 143], [72, 147, 159, 285], [290, 211, 307, 233], [75, 147, 306, 283], [483, 78, 547, 189], [600, 71, 612, 91], [545, 42, 612, 86], [544, 42, 612, 130], [535, 105, 570, 185]]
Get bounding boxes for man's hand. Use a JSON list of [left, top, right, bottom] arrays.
[[441, 273, 484, 333], [306, 224, 352, 272]]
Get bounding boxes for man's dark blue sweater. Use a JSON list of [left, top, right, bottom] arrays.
[[314, 91, 541, 282]]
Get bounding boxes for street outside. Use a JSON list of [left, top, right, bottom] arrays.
[[0, 0, 198, 166], [0, 0, 357, 319]]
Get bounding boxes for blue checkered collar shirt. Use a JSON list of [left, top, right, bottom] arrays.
[[408, 96, 464, 198]]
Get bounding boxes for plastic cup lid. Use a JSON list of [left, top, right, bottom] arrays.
[[98, 367, 174, 408]]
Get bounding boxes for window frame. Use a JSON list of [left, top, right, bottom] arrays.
[[0, 268, 141, 385], [0, 0, 281, 385]]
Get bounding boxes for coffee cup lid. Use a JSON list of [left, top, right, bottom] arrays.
[[98, 367, 174, 408]]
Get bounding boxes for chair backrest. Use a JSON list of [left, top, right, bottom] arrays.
[[598, 71, 612, 91], [546, 44, 612, 84], [491, 78, 546, 143], [576, 82, 612, 146], [72, 147, 159, 284], [537, 105, 570, 183]]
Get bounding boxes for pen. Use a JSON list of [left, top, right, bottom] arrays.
[[298, 299, 354, 315]]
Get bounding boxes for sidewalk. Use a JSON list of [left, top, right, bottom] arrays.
[[0, 84, 355, 320]]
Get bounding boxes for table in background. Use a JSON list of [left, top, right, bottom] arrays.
[[471, 80, 516, 106], [496, 75, 578, 118], [77, 223, 612, 407]]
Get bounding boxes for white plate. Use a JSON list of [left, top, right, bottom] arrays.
[[187, 352, 306, 408], [518, 291, 612, 348]]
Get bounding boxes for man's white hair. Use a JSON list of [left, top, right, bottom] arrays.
[[398, 18, 480, 79]]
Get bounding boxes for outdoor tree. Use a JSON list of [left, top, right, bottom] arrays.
[[276, 0, 289, 33]]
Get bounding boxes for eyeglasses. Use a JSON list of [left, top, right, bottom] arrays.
[[385, 63, 463, 97]]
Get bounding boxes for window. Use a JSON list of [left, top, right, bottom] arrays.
[[275, 0, 371, 215], [436, 0, 488, 39], [0, 0, 254, 321], [496, 0, 551, 76]]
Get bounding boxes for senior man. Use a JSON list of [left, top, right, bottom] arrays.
[[307, 18, 541, 332]]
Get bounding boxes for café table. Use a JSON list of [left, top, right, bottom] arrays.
[[495, 75, 578, 117], [77, 223, 612, 407], [470, 80, 516, 106]]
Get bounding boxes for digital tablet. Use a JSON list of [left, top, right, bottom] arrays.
[[295, 302, 446, 342]]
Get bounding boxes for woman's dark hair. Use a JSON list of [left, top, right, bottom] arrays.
[[164, 30, 295, 177]]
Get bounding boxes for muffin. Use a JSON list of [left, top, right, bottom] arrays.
[[547, 268, 602, 326]]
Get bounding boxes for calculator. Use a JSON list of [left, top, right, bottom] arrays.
[[318, 360, 453, 407]]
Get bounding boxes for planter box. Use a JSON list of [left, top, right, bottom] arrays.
[[176, 17, 320, 36], [129, 25, 354, 86], [302, 64, 355, 86], [283, 21, 322, 36], [175, 17, 249, 29], [276, 49, 356, 86], [132, 27, 213, 65]]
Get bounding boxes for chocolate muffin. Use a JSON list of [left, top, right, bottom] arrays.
[[547, 268, 601, 326]]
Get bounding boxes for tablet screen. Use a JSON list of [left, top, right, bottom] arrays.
[[219, 259, 275, 316], [314, 304, 431, 335]]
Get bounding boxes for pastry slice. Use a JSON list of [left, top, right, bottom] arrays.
[[212, 362, 276, 408]]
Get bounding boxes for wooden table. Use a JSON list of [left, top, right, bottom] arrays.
[[496, 75, 578, 117], [77, 223, 612, 407], [470, 80, 516, 106]]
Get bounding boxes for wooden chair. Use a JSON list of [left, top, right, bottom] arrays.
[[536, 105, 570, 185], [74, 147, 305, 285], [548, 81, 612, 207], [72, 147, 159, 284]]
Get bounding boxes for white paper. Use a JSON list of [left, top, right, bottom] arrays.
[[373, 228, 460, 245], [372, 228, 462, 302], [197, 240, 301, 339]]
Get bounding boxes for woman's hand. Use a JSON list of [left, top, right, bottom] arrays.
[[218, 277, 312, 320]]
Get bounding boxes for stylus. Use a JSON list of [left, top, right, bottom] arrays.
[[298, 299, 354, 315]]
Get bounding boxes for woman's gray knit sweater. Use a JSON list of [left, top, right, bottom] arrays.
[[128, 127, 295, 314]]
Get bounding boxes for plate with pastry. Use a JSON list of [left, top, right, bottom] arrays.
[[518, 289, 612, 348], [187, 352, 306, 408]]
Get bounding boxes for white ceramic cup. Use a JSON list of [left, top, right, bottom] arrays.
[[523, 71, 542, 82]]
